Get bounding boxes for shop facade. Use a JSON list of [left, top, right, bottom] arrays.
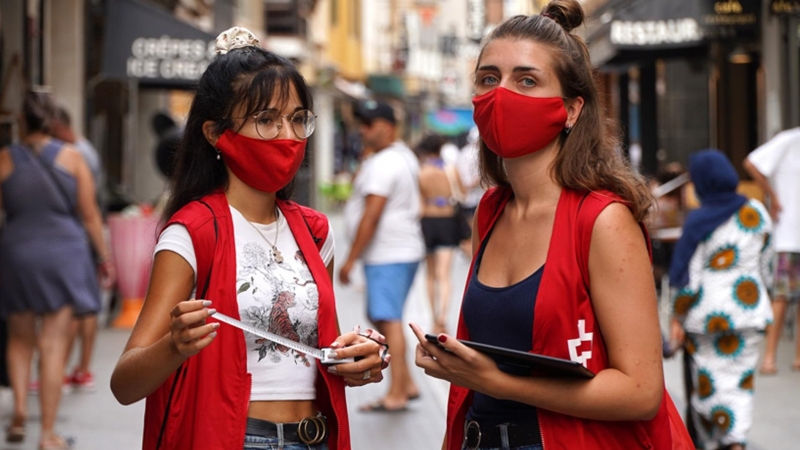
[[586, 0, 763, 176]]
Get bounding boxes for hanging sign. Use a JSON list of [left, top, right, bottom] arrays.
[[101, 0, 217, 87], [770, 0, 800, 15]]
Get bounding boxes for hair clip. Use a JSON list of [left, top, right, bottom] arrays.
[[215, 26, 260, 55], [541, 12, 553, 19]]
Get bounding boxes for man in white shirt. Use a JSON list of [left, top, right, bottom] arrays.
[[340, 100, 424, 412], [743, 127, 800, 374]]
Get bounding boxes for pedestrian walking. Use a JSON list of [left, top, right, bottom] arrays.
[[110, 27, 387, 450], [340, 99, 424, 412], [416, 133, 464, 335], [409, 1, 693, 449], [0, 89, 111, 449], [669, 150, 773, 450], [454, 126, 485, 255], [50, 105, 112, 392], [743, 127, 800, 375]]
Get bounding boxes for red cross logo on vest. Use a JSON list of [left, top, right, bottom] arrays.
[[567, 320, 593, 367]]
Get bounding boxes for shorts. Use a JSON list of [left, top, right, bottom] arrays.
[[774, 252, 800, 301], [364, 261, 419, 322], [421, 216, 462, 253]]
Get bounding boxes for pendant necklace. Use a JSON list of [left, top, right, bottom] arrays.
[[246, 208, 284, 264]]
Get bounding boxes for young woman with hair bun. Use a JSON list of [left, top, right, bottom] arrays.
[[410, 1, 694, 449]]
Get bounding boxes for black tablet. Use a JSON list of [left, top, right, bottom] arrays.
[[424, 334, 594, 379]]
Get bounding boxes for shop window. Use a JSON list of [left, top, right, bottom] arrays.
[[266, 0, 306, 36]]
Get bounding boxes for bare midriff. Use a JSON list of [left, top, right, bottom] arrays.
[[422, 202, 455, 218], [248, 400, 317, 423]]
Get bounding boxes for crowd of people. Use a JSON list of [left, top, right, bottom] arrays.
[[1, 0, 799, 449]]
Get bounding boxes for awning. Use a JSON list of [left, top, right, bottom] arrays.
[[425, 108, 475, 137], [333, 77, 369, 100], [367, 74, 405, 98], [588, 0, 761, 66], [101, 0, 216, 88]]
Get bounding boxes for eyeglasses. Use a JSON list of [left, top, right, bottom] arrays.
[[243, 109, 317, 140]]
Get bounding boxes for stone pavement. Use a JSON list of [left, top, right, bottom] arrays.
[[1, 212, 798, 449]]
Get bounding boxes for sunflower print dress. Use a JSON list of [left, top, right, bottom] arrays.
[[672, 199, 773, 449]]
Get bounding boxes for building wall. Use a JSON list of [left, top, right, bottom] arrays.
[[45, 0, 86, 134], [361, 0, 392, 75], [0, 0, 25, 119], [760, 0, 785, 139], [328, 0, 364, 80]]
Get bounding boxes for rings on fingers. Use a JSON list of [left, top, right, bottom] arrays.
[[362, 369, 371, 380]]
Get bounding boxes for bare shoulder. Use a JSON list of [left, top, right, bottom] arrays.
[[592, 202, 641, 239], [53, 144, 84, 172], [590, 202, 648, 259]]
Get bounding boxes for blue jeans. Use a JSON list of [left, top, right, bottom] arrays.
[[243, 434, 329, 450]]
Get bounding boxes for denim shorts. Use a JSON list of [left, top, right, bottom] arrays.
[[364, 261, 419, 321], [243, 434, 328, 450]]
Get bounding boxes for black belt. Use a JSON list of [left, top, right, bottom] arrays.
[[463, 420, 542, 450], [245, 415, 328, 445]]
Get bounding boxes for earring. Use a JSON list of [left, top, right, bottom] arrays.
[[565, 124, 573, 135], [215, 149, 221, 160]]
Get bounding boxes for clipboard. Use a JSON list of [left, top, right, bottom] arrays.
[[425, 334, 594, 379]]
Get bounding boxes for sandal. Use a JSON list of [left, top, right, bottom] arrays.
[[6, 416, 25, 443], [39, 434, 75, 450]]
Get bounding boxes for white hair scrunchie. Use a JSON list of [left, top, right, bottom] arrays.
[[215, 26, 260, 55]]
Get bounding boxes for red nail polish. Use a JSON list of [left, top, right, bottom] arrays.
[[438, 335, 448, 343]]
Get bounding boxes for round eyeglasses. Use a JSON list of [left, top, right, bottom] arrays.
[[247, 109, 317, 140]]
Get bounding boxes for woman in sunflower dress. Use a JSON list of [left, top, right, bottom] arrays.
[[669, 149, 773, 450]]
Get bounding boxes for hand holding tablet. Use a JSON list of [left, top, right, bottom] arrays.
[[424, 334, 594, 379]]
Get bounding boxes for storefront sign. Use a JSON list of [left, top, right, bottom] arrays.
[[770, 0, 800, 15], [605, 0, 759, 50], [702, 0, 760, 31], [611, 19, 703, 46], [102, 0, 216, 87], [608, 0, 707, 49]]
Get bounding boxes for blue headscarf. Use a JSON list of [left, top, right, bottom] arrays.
[[668, 149, 747, 288]]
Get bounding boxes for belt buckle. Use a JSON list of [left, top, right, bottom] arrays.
[[297, 415, 327, 445], [463, 420, 481, 450]]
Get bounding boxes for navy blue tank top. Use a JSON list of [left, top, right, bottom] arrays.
[[462, 229, 543, 426]]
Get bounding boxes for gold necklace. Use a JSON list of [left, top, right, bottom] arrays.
[[245, 208, 284, 264]]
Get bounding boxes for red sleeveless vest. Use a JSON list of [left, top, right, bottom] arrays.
[[142, 191, 350, 450], [445, 187, 693, 450]]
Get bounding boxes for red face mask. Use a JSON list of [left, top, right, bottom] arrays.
[[216, 130, 306, 193], [472, 87, 568, 158]]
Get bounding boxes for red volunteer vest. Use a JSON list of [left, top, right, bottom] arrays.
[[142, 191, 350, 450], [446, 187, 693, 450]]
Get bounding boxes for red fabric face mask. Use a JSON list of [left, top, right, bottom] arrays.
[[216, 129, 306, 193], [472, 87, 568, 158]]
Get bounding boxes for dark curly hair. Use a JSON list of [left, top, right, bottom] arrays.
[[163, 46, 313, 223]]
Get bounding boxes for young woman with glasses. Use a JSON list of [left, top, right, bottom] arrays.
[[409, 1, 693, 449], [111, 27, 387, 450]]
